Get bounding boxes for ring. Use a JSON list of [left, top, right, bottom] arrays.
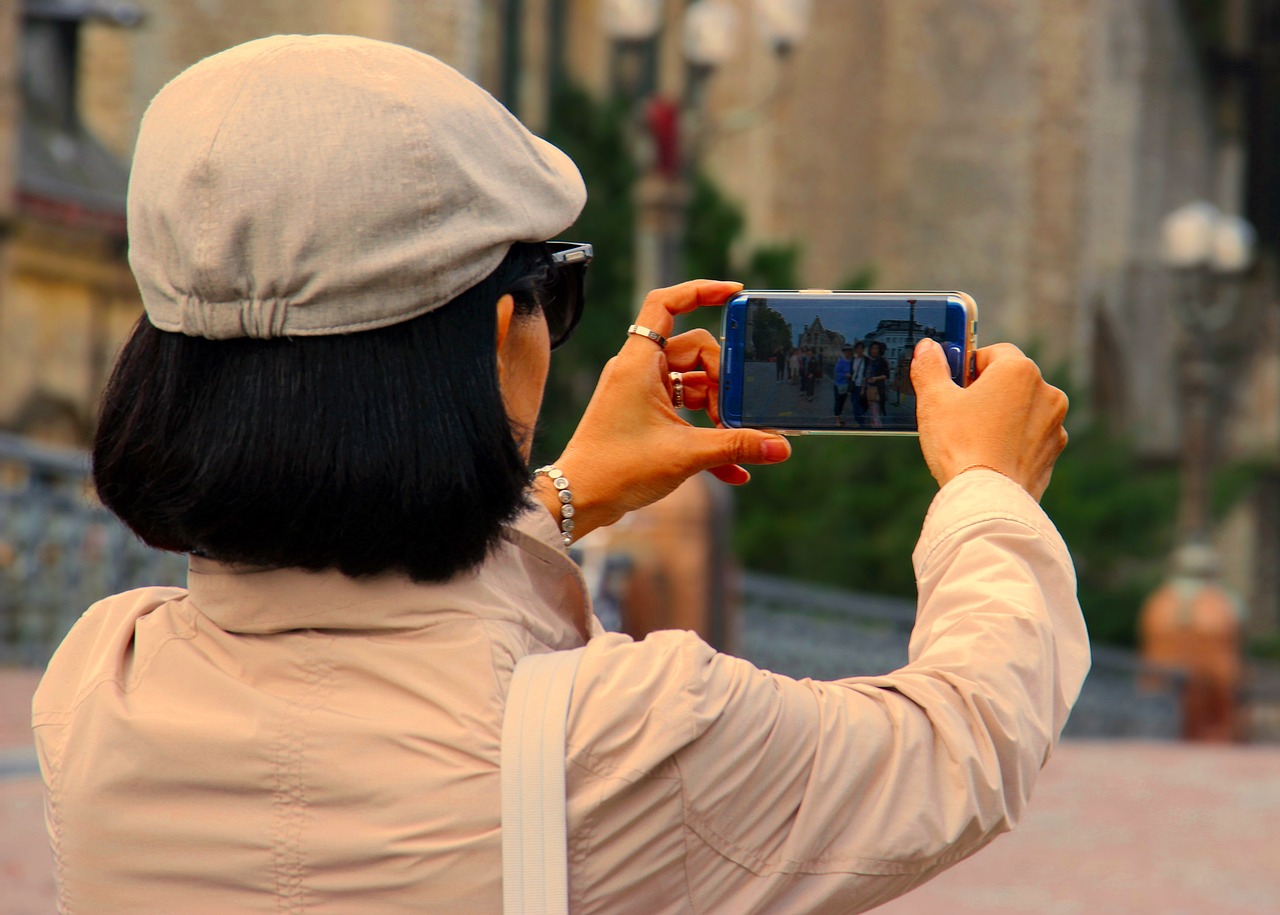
[[669, 371, 685, 409], [627, 324, 668, 349]]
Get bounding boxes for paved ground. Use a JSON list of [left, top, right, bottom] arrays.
[[1, 668, 54, 915], [876, 740, 1280, 914], [4, 666, 1278, 914]]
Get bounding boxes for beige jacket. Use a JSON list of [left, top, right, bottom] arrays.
[[33, 469, 1089, 913]]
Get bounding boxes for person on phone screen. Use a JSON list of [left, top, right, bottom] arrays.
[[833, 345, 855, 425], [33, 35, 1086, 914], [864, 340, 890, 428], [850, 340, 869, 427]]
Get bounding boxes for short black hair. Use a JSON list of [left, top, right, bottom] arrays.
[[93, 242, 555, 582]]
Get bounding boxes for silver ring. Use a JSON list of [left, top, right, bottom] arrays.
[[628, 324, 668, 349], [669, 371, 685, 409]]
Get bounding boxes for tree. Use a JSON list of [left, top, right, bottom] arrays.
[[748, 304, 792, 360]]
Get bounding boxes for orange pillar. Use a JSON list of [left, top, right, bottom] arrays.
[[601, 472, 737, 652], [1139, 548, 1242, 741]]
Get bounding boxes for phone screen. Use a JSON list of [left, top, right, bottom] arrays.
[[719, 292, 974, 434]]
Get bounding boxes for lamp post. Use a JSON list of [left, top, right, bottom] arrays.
[[594, 1, 809, 650], [1139, 201, 1255, 741], [601, 0, 811, 298], [1158, 201, 1256, 549]]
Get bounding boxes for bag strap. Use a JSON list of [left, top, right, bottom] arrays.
[[501, 647, 586, 915]]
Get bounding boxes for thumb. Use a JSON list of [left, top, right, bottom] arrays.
[[910, 338, 955, 397], [693, 427, 791, 472]]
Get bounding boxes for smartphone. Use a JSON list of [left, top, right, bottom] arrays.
[[719, 290, 978, 435]]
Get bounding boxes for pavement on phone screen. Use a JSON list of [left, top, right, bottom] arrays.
[[2, 665, 1278, 914], [743, 360, 916, 430]]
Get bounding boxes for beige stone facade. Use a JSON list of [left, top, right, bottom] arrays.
[[8, 0, 1258, 456], [542, 0, 1277, 631], [0, 0, 486, 446], [0, 0, 14, 225], [79, 0, 490, 162], [552, 0, 1266, 458], [3, 0, 1275, 627]]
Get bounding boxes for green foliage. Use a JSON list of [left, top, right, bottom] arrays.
[[734, 411, 1189, 648], [1248, 633, 1280, 662], [748, 305, 791, 360], [732, 436, 936, 599], [533, 79, 1260, 652], [839, 265, 877, 290], [535, 84, 638, 457], [741, 243, 801, 289], [684, 172, 743, 281], [1038, 421, 1179, 646]]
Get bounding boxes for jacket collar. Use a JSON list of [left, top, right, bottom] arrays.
[[184, 507, 595, 646]]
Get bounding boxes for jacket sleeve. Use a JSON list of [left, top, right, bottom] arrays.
[[666, 469, 1090, 913]]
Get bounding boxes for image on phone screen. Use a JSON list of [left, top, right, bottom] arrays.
[[722, 293, 972, 434]]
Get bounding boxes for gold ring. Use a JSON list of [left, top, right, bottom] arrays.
[[669, 371, 685, 409], [628, 324, 668, 348]]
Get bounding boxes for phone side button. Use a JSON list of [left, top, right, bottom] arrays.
[[943, 342, 963, 384]]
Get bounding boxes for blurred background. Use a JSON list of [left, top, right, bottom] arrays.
[[1, 1, 1278, 912]]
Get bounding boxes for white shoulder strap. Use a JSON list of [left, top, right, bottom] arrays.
[[501, 647, 586, 915]]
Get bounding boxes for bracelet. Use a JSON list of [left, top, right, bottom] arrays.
[[533, 465, 576, 546]]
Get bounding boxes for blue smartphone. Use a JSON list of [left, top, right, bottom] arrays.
[[719, 290, 978, 435]]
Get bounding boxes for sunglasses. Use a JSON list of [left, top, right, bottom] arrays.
[[544, 241, 592, 350]]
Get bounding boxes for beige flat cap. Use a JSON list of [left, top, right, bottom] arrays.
[[128, 35, 587, 339]]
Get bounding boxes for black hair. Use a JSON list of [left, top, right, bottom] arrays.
[[93, 242, 556, 582]]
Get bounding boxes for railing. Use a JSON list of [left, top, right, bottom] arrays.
[[0, 433, 186, 666], [0, 433, 1187, 737], [736, 571, 1186, 739]]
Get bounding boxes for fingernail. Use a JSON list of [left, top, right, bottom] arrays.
[[762, 437, 791, 462]]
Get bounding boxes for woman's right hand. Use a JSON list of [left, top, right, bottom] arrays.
[[536, 280, 792, 541], [911, 339, 1068, 501]]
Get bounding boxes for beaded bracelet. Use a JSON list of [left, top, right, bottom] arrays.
[[533, 465, 576, 546]]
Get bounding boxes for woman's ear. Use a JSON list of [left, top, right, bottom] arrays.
[[495, 293, 515, 350], [495, 293, 516, 388]]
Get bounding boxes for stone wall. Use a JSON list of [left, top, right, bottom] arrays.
[[575, 0, 1228, 455], [1, 0, 484, 445], [0, 0, 14, 224], [79, 0, 488, 161]]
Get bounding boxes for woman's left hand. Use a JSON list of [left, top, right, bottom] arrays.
[[536, 280, 791, 541]]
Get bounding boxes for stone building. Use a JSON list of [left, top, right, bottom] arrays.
[[2, 0, 1277, 633], [863, 318, 942, 370], [0, 2, 136, 446], [0, 0, 490, 447], [795, 314, 844, 365], [537, 0, 1280, 634]]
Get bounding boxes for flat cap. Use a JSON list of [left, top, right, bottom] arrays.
[[128, 35, 586, 339]]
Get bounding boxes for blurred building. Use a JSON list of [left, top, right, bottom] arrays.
[[1, 0, 1277, 634], [0, 0, 494, 448], [519, 0, 1280, 635], [0, 0, 132, 446]]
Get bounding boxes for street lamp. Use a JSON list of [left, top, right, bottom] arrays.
[[751, 0, 813, 56], [594, 0, 809, 649], [601, 0, 811, 296], [1141, 201, 1255, 740], [1159, 201, 1255, 548]]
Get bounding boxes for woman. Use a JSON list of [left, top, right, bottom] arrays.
[[832, 345, 856, 426], [863, 340, 891, 429], [34, 36, 1085, 914]]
